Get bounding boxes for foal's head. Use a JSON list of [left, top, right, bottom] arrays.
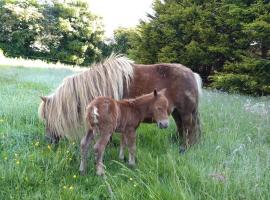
[[151, 89, 169, 129]]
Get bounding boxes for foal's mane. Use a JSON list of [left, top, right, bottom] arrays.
[[38, 54, 134, 139], [120, 89, 166, 108]]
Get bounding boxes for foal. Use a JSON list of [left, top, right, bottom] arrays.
[[80, 89, 169, 175]]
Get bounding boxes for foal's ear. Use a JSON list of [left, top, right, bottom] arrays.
[[154, 89, 158, 97], [40, 96, 47, 102], [160, 88, 167, 94]]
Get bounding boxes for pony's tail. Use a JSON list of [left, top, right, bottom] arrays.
[[193, 73, 202, 96]]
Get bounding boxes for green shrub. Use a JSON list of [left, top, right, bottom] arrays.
[[211, 57, 270, 95]]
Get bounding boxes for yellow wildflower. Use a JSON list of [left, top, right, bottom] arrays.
[[69, 186, 74, 190], [35, 141, 39, 147], [73, 175, 77, 179], [47, 145, 51, 150], [63, 186, 67, 189], [16, 160, 20, 165]]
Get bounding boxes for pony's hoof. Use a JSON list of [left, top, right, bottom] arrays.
[[45, 135, 60, 144], [179, 146, 186, 154]]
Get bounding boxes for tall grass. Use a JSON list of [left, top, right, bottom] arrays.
[[0, 64, 269, 199]]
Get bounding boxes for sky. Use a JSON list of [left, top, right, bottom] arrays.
[[87, 0, 154, 38]]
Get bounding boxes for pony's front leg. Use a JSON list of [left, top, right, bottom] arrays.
[[119, 133, 127, 160], [80, 129, 94, 175], [126, 129, 136, 166], [93, 133, 111, 176]]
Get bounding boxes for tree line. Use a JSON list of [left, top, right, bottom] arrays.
[[0, 0, 105, 65], [113, 0, 270, 95], [0, 0, 269, 95]]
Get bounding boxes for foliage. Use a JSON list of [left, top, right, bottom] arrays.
[[127, 0, 254, 77], [0, 0, 44, 57], [0, 0, 104, 65], [99, 27, 139, 57], [211, 57, 270, 95], [210, 1, 270, 95], [124, 0, 270, 93], [112, 27, 135, 55], [1, 64, 270, 199]]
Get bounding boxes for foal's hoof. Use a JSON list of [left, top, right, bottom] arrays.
[[119, 155, 125, 160], [96, 166, 105, 176], [128, 162, 136, 169], [80, 170, 87, 176], [179, 146, 186, 154], [96, 170, 105, 176]]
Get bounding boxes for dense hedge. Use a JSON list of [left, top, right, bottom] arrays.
[[111, 0, 270, 95], [211, 57, 270, 95]]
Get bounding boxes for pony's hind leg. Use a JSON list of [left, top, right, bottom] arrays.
[[180, 112, 199, 153], [93, 132, 112, 176], [172, 109, 183, 140], [79, 129, 94, 175]]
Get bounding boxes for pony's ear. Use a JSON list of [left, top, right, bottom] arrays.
[[154, 89, 158, 97], [40, 96, 47, 102]]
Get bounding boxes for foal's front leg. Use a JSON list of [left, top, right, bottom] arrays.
[[80, 130, 94, 175], [93, 132, 112, 176]]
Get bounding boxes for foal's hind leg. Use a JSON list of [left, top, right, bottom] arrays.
[[125, 129, 136, 166], [93, 131, 112, 176], [119, 133, 127, 160], [80, 129, 94, 175]]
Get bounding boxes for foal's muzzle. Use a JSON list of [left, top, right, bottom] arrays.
[[157, 120, 169, 129]]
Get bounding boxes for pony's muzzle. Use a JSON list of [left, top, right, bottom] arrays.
[[157, 120, 169, 129]]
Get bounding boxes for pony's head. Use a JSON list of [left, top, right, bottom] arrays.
[[151, 89, 169, 129], [38, 96, 61, 143]]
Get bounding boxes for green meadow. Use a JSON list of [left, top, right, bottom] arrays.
[[0, 64, 269, 200]]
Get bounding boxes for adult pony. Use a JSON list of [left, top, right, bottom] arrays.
[[38, 54, 202, 151]]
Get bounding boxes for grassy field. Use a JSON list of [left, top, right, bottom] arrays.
[[0, 63, 270, 200]]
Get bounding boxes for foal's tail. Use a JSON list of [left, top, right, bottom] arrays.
[[193, 73, 202, 96], [85, 105, 99, 131]]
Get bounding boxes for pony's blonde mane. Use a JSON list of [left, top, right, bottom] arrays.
[[38, 54, 134, 139]]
